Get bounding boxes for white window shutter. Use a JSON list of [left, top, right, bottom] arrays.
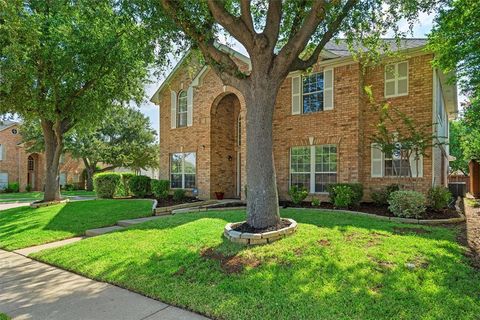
[[0, 145, 3, 160], [186, 86, 193, 127], [170, 91, 177, 129], [324, 68, 334, 110], [409, 153, 423, 178], [291, 76, 301, 115], [371, 144, 383, 177]]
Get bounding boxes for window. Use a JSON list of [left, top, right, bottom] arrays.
[[385, 61, 408, 97], [170, 152, 196, 189], [177, 91, 188, 128], [291, 69, 334, 115], [59, 173, 67, 186], [28, 156, 34, 171], [371, 144, 423, 178], [303, 73, 324, 113], [0, 144, 3, 161], [0, 173, 8, 190], [290, 145, 337, 193], [11, 128, 17, 134]]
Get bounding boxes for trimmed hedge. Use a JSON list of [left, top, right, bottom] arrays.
[[120, 172, 136, 196], [93, 173, 122, 198], [129, 175, 151, 198], [328, 183, 363, 206], [151, 179, 170, 199]]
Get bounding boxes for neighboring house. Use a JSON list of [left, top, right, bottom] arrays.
[[0, 121, 85, 191], [113, 167, 160, 179], [150, 39, 457, 201]]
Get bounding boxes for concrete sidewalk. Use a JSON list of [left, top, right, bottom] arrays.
[[0, 250, 209, 320]]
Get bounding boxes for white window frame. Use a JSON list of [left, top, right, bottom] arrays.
[[290, 144, 338, 194], [170, 152, 196, 189], [302, 72, 324, 114], [384, 61, 409, 98], [0, 144, 3, 161], [177, 90, 188, 128], [371, 143, 423, 178]]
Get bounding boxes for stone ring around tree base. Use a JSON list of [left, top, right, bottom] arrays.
[[224, 218, 297, 245]]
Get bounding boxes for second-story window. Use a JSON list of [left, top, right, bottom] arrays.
[[303, 73, 324, 113], [177, 90, 188, 128], [385, 61, 408, 98]]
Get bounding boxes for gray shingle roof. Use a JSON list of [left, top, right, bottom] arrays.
[[324, 38, 427, 57], [0, 120, 18, 132]]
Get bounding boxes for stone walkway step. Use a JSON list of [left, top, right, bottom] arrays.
[[85, 225, 124, 237], [14, 237, 85, 256], [0, 249, 209, 320], [117, 216, 163, 227]]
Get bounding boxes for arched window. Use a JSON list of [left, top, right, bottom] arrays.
[[28, 155, 34, 171], [177, 91, 188, 127]]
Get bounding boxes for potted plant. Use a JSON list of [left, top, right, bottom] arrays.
[[214, 191, 225, 200]]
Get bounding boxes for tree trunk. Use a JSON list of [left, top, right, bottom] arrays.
[[243, 79, 281, 229], [41, 120, 63, 202], [83, 159, 96, 192]]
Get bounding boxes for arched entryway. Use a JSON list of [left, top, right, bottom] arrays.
[[27, 153, 39, 191], [210, 93, 242, 199]]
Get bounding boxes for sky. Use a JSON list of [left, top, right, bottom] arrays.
[[139, 13, 436, 137]]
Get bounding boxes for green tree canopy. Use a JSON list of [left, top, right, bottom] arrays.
[[0, 0, 171, 201]]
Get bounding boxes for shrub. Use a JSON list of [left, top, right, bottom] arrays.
[[5, 182, 19, 193], [371, 184, 401, 206], [328, 183, 363, 206], [173, 189, 186, 202], [128, 175, 151, 198], [388, 190, 426, 218], [288, 185, 308, 205], [64, 184, 75, 191], [120, 172, 135, 196], [427, 186, 452, 210], [332, 185, 354, 208], [25, 184, 32, 192], [311, 198, 321, 207], [151, 179, 170, 199], [93, 173, 121, 198]]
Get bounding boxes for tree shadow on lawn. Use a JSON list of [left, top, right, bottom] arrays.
[[34, 209, 480, 319]]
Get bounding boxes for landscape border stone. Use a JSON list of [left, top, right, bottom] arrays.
[[155, 200, 218, 215], [224, 218, 297, 245]]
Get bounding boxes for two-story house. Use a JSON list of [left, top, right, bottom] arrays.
[[150, 39, 457, 201], [0, 121, 85, 191]]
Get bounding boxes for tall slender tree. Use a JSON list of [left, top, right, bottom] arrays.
[[0, 0, 170, 201], [154, 0, 439, 229]]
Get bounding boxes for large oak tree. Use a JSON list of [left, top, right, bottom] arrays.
[[154, 0, 439, 229], [0, 0, 170, 201]]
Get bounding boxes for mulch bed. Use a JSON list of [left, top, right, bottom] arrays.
[[155, 195, 201, 208], [280, 201, 461, 220], [232, 218, 292, 234]]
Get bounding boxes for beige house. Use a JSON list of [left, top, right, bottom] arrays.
[[150, 39, 457, 201], [0, 121, 85, 191]]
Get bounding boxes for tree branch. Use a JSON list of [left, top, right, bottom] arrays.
[[240, 0, 254, 33], [289, 0, 358, 71], [274, 0, 327, 72], [206, 0, 254, 50], [262, 0, 282, 50], [161, 0, 247, 88]]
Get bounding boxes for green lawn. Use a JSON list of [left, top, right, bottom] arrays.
[[32, 209, 480, 320], [0, 190, 96, 203], [0, 199, 153, 250]]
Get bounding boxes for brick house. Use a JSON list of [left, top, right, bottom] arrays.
[[0, 121, 85, 191], [150, 39, 457, 201]]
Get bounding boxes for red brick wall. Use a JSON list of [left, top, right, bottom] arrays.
[[156, 52, 441, 201], [0, 124, 84, 191]]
